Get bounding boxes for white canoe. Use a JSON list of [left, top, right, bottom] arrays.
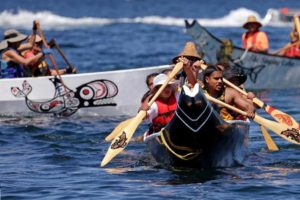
[[0, 65, 169, 117], [185, 20, 300, 89]]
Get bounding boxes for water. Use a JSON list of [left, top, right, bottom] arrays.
[[1, 0, 300, 199]]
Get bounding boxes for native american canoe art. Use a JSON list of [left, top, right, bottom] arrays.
[[11, 77, 118, 117]]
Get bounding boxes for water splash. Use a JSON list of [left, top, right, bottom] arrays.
[[0, 8, 292, 30]]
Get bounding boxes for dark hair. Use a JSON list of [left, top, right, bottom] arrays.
[[146, 72, 159, 87], [202, 65, 222, 86]]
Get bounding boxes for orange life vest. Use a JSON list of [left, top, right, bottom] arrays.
[[242, 31, 269, 52], [151, 95, 177, 132], [284, 45, 300, 58]]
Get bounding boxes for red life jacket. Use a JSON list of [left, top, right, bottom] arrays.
[[242, 31, 269, 52], [242, 31, 259, 49], [151, 95, 177, 132], [284, 45, 300, 58]]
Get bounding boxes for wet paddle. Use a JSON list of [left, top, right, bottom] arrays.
[[105, 117, 134, 142], [260, 125, 279, 151], [35, 21, 67, 89], [101, 62, 184, 167], [223, 78, 300, 130], [204, 93, 300, 145]]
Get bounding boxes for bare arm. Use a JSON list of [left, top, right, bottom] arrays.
[[3, 50, 44, 67], [225, 87, 255, 113]]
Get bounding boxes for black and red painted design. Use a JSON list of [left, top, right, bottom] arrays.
[[11, 77, 118, 117], [281, 128, 300, 143], [111, 132, 127, 149]]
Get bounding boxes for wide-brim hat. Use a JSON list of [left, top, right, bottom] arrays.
[[0, 29, 28, 50], [243, 15, 262, 29], [223, 67, 247, 85], [172, 41, 202, 64], [152, 73, 179, 89], [28, 34, 42, 43]]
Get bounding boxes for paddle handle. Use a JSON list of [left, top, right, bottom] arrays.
[[148, 62, 183, 106], [204, 93, 247, 116]]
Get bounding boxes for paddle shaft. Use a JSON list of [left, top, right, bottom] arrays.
[[51, 39, 74, 70], [223, 78, 264, 107], [36, 22, 67, 88]]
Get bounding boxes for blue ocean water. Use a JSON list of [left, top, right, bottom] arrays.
[[1, 0, 300, 199]]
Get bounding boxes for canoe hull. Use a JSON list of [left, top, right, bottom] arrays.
[[185, 20, 300, 89], [0, 65, 169, 117], [144, 84, 250, 168]]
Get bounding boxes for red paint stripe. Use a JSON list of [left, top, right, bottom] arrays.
[[266, 105, 275, 114]]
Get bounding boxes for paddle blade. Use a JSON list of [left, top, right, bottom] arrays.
[[264, 105, 300, 130], [105, 117, 134, 142], [101, 111, 146, 167], [260, 125, 279, 151], [254, 115, 300, 145]]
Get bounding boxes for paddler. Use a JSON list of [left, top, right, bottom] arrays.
[[242, 15, 269, 53]]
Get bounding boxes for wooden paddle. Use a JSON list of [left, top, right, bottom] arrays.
[[100, 62, 184, 167], [260, 125, 279, 151], [223, 78, 300, 130], [105, 117, 134, 141], [204, 93, 300, 145], [35, 21, 67, 89]]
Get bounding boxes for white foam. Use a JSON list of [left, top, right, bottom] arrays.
[[0, 8, 292, 30]]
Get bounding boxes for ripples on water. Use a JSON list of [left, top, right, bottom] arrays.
[[1, 0, 300, 199], [1, 91, 299, 199]]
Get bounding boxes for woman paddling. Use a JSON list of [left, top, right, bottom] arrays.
[[0, 21, 52, 78]]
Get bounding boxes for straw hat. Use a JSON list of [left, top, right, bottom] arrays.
[[223, 67, 247, 85], [172, 41, 202, 64], [0, 29, 28, 50], [243, 15, 262, 29], [152, 73, 179, 89]]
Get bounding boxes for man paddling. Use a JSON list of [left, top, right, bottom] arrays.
[[202, 65, 256, 120]]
